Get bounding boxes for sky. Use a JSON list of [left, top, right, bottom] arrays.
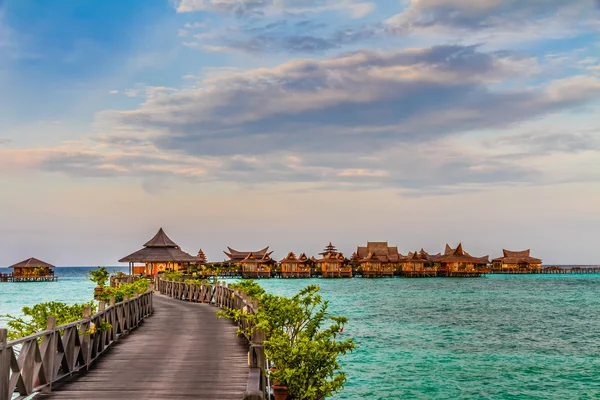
[[0, 0, 599, 266]]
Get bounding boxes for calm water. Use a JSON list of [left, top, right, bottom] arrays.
[[2, 269, 600, 399]]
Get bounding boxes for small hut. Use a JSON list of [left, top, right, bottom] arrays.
[[9, 257, 57, 282], [280, 252, 312, 278], [492, 249, 542, 271], [240, 252, 275, 278], [119, 228, 198, 275]]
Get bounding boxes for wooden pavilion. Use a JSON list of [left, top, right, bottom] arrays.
[[280, 252, 312, 278], [357, 242, 401, 277], [316, 243, 351, 278], [435, 243, 489, 277], [240, 252, 275, 278], [8, 257, 58, 282], [119, 228, 198, 275], [492, 249, 542, 271]]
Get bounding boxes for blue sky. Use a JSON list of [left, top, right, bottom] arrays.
[[0, 0, 599, 265]]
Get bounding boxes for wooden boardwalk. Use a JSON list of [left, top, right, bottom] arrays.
[[37, 294, 250, 400]]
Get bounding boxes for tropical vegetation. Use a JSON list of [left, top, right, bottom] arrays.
[[219, 280, 355, 400]]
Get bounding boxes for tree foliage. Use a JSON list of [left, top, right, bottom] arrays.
[[2, 301, 96, 340], [87, 266, 110, 287], [219, 282, 355, 400]]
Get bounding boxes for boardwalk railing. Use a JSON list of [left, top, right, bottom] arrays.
[[157, 277, 267, 400], [0, 291, 153, 400]]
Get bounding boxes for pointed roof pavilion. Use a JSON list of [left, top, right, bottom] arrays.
[[119, 228, 198, 264]]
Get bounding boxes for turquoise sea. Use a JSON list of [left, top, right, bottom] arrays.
[[2, 268, 600, 399]]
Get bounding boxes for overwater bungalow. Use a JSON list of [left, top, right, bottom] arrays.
[[280, 252, 312, 278], [436, 243, 489, 277], [317, 243, 351, 278], [240, 252, 275, 278], [8, 257, 58, 282], [491, 249, 542, 272], [119, 228, 198, 275], [357, 242, 401, 277], [400, 251, 436, 277]]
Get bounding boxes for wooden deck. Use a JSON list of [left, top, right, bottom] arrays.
[[37, 294, 250, 400]]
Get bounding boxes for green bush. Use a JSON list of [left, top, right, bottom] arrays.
[[96, 278, 149, 303], [219, 284, 355, 400], [2, 301, 96, 340], [87, 266, 110, 287]]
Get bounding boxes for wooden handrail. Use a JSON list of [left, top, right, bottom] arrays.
[[156, 277, 267, 400], [0, 291, 153, 400]]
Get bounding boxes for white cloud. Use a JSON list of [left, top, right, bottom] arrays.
[[174, 0, 375, 18]]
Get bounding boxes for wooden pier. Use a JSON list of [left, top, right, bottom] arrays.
[[1, 279, 267, 400], [37, 295, 250, 400], [0, 273, 58, 282]]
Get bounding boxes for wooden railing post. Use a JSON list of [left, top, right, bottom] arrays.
[[40, 316, 57, 392], [0, 329, 9, 400], [81, 307, 92, 369]]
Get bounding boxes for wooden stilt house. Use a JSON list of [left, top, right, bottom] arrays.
[[240, 252, 275, 278], [8, 257, 58, 282], [119, 228, 198, 275], [357, 242, 401, 277], [280, 252, 312, 278], [436, 243, 489, 277], [492, 249, 542, 271], [316, 243, 351, 278]]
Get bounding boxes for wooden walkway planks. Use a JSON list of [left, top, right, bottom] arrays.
[[37, 294, 249, 400]]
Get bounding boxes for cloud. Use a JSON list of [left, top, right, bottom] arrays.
[[0, 138, 11, 145], [385, 0, 599, 40], [97, 45, 600, 159], [5, 45, 600, 196], [174, 0, 375, 18], [487, 130, 600, 155]]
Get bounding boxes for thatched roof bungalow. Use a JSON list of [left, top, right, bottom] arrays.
[[240, 252, 275, 278], [280, 252, 312, 278], [9, 257, 55, 278], [435, 243, 489, 276], [316, 243, 351, 278], [357, 242, 401, 277], [119, 228, 197, 275], [492, 249, 542, 270]]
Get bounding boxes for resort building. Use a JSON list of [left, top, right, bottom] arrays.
[[436, 243, 489, 276], [356, 242, 401, 277], [240, 252, 275, 278], [400, 251, 436, 277], [119, 228, 198, 275], [492, 249, 542, 271], [9, 257, 57, 281], [224, 246, 273, 264], [316, 243, 351, 278], [280, 252, 312, 278]]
